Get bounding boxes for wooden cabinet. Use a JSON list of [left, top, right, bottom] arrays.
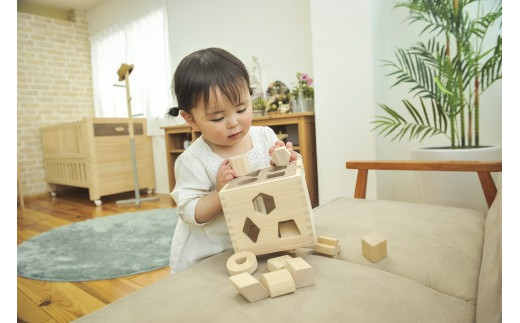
[[41, 117, 155, 205], [163, 112, 319, 207]]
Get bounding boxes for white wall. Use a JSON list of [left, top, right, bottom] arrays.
[[87, 0, 314, 194], [309, 0, 377, 204], [165, 0, 313, 100]]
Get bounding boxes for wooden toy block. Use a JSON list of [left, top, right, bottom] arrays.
[[219, 159, 316, 255], [226, 251, 258, 276], [267, 255, 292, 272], [229, 272, 269, 302], [271, 146, 291, 166], [229, 154, 251, 177], [314, 236, 340, 257], [285, 247, 315, 258], [260, 269, 296, 297], [362, 232, 387, 263], [286, 257, 315, 288], [317, 236, 339, 246]]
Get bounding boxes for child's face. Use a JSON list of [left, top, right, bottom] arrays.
[[182, 84, 253, 152]]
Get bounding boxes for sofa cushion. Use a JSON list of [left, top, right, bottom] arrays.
[[313, 197, 486, 305], [77, 250, 475, 323], [476, 188, 502, 323]]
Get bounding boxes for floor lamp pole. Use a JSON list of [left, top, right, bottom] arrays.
[[116, 64, 159, 206]]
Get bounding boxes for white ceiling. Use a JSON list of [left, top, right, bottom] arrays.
[[22, 0, 106, 11]]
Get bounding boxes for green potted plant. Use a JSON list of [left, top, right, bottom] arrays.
[[372, 0, 502, 211], [372, 0, 501, 149]]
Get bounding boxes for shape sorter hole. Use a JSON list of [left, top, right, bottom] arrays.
[[278, 220, 301, 238], [239, 178, 258, 185], [243, 217, 260, 243], [246, 170, 261, 177], [252, 193, 276, 215], [270, 166, 287, 172], [267, 172, 285, 179]]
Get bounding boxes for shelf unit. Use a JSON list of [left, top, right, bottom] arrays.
[[162, 112, 318, 207]]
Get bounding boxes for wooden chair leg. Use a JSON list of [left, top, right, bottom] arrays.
[[477, 172, 497, 207], [354, 170, 368, 199]]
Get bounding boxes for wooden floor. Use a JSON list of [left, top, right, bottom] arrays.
[[17, 189, 175, 323]]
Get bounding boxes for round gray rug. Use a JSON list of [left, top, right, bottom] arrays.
[[17, 208, 178, 281]]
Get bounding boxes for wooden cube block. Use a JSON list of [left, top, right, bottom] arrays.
[[229, 154, 251, 177], [226, 251, 258, 276], [271, 146, 291, 166], [285, 257, 315, 288], [267, 255, 292, 272], [260, 269, 296, 297], [362, 232, 387, 263], [229, 272, 268, 302], [314, 236, 340, 257]]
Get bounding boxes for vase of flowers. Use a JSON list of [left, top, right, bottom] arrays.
[[291, 72, 314, 112]]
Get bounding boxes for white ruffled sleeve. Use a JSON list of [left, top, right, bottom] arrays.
[[171, 153, 212, 227]]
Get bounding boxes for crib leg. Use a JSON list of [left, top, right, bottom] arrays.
[[94, 199, 102, 206], [48, 184, 57, 197]]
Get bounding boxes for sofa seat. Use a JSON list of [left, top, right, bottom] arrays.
[[77, 248, 475, 323], [313, 197, 485, 305], [76, 160, 500, 322]]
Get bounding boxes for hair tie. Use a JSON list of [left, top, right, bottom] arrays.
[[167, 107, 180, 117]]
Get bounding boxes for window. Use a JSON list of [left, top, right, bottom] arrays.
[[90, 2, 172, 135]]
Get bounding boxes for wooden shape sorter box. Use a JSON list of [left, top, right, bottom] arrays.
[[219, 160, 316, 255]]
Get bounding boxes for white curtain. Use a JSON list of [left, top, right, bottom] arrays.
[[90, 0, 177, 136]]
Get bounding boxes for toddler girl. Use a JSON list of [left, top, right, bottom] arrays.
[[167, 48, 298, 273]]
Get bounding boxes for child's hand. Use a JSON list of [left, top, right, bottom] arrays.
[[269, 140, 298, 166], [216, 159, 237, 191]]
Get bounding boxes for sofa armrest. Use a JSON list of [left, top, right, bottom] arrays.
[[345, 160, 502, 207]]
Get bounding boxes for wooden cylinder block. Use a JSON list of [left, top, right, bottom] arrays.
[[226, 251, 258, 276]]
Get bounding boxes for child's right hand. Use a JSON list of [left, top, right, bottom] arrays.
[[216, 159, 237, 191]]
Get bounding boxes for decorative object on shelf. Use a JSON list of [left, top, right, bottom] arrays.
[[371, 0, 502, 149], [291, 72, 314, 112], [250, 57, 266, 117], [266, 80, 291, 114], [276, 130, 288, 142]]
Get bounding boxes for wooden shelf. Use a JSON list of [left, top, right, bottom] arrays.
[[162, 112, 318, 207]]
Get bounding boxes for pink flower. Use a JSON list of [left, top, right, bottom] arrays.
[[298, 73, 313, 87]]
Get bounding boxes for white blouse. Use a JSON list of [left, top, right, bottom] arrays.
[[169, 126, 279, 273]]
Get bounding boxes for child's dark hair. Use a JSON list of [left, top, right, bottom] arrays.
[[167, 48, 250, 117]]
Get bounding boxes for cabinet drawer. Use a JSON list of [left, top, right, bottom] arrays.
[[94, 123, 144, 136]]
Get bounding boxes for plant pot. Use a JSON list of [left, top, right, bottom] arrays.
[[411, 145, 502, 212]]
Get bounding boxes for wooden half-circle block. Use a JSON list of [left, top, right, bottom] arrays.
[[226, 251, 258, 276], [260, 269, 296, 297]]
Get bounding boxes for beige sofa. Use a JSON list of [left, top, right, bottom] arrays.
[[77, 161, 502, 323]]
